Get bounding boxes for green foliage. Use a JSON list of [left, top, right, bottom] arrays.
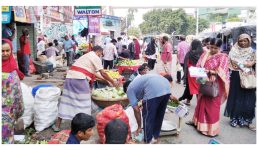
[[226, 16, 242, 22], [139, 8, 209, 35], [127, 27, 141, 38]]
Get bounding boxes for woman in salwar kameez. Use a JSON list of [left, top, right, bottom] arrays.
[[2, 39, 24, 144], [186, 38, 229, 137]]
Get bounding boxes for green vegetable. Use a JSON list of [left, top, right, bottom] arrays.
[[167, 100, 179, 107]]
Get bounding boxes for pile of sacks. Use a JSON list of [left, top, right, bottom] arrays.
[[20, 83, 61, 132]]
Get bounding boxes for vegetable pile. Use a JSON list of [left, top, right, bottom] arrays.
[[92, 87, 127, 99]]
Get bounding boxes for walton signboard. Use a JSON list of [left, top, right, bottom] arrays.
[[74, 6, 102, 16]]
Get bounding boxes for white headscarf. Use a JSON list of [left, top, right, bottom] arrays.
[[229, 34, 256, 70]]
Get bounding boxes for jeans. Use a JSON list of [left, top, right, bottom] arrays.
[[66, 51, 74, 66], [23, 54, 30, 75]]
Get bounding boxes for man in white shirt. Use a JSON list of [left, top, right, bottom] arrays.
[[103, 39, 118, 69], [37, 37, 46, 57], [116, 37, 123, 54]]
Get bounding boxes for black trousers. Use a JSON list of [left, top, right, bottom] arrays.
[[148, 58, 156, 70], [179, 76, 193, 101], [104, 60, 114, 69]]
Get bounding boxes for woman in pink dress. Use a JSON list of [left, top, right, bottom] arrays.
[[186, 38, 229, 137]]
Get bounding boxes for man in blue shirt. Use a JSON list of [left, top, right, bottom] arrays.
[[66, 113, 95, 144], [63, 35, 75, 66], [123, 74, 172, 144]]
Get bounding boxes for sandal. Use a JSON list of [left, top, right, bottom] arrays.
[[183, 101, 191, 106], [248, 124, 256, 131], [230, 119, 238, 127], [52, 124, 61, 132], [185, 121, 195, 127]]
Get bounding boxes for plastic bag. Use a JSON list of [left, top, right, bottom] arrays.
[[20, 82, 35, 128], [34, 87, 61, 132], [48, 130, 71, 144], [96, 104, 131, 144], [176, 63, 183, 71]]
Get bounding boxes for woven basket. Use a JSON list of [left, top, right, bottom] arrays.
[[92, 96, 129, 108]]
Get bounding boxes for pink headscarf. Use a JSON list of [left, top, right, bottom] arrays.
[[2, 38, 24, 80]]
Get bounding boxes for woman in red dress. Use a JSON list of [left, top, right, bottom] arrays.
[[179, 39, 203, 105]]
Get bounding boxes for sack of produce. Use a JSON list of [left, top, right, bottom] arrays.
[[96, 104, 131, 144], [34, 87, 61, 132], [20, 82, 35, 128]]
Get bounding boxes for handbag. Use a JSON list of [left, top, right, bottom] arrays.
[[239, 70, 256, 89], [199, 80, 219, 97], [198, 52, 219, 97]]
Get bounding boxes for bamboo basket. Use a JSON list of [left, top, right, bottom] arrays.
[[91, 96, 129, 108]]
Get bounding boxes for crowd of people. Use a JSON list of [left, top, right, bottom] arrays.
[[2, 21, 256, 144]]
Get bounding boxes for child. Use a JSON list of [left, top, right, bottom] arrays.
[[66, 113, 95, 144], [104, 119, 129, 144]]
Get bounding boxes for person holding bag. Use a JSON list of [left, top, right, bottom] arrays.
[[224, 34, 256, 130], [185, 38, 229, 137]]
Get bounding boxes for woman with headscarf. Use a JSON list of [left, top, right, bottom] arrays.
[[186, 38, 229, 137], [224, 34, 256, 130], [133, 38, 141, 60], [2, 39, 24, 144], [179, 39, 203, 105], [145, 37, 157, 70]]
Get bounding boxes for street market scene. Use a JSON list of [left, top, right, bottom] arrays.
[[1, 5, 257, 145]]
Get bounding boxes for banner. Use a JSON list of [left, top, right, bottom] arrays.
[[74, 6, 102, 16], [14, 6, 27, 23], [88, 16, 100, 35], [26, 7, 38, 23], [2, 6, 12, 24]]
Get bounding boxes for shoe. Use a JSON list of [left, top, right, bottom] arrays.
[[52, 124, 61, 132], [185, 121, 195, 127], [183, 100, 191, 106], [25, 74, 32, 77], [230, 119, 238, 127]]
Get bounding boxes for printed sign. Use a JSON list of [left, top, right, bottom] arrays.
[[14, 6, 27, 22], [74, 6, 102, 16], [2, 6, 10, 12], [2, 6, 11, 24], [88, 16, 100, 35]]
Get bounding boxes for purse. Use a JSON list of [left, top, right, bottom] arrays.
[[199, 80, 219, 97], [198, 52, 219, 97], [239, 70, 256, 89]]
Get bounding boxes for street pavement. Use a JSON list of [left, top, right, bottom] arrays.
[[152, 54, 256, 144], [22, 54, 256, 144]]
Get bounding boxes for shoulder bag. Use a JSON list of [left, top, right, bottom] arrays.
[[239, 70, 256, 89]]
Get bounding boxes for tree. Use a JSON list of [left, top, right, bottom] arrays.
[[126, 8, 138, 28], [127, 27, 141, 38], [139, 8, 209, 35]]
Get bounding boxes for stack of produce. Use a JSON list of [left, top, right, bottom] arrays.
[[105, 70, 122, 79], [117, 60, 138, 66], [78, 43, 89, 50], [92, 87, 127, 99], [167, 100, 180, 108]]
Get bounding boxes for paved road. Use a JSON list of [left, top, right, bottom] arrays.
[[22, 54, 256, 144], [152, 54, 256, 144]]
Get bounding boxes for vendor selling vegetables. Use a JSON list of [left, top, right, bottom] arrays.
[[52, 46, 119, 132], [123, 74, 173, 144]]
